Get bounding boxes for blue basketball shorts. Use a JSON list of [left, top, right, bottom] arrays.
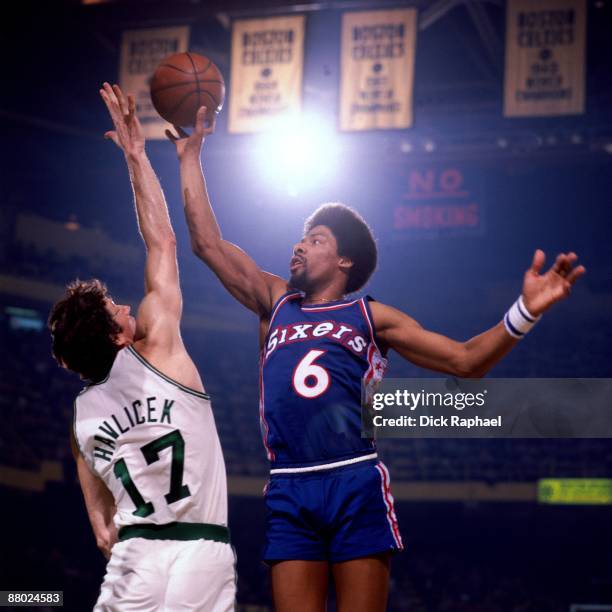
[[262, 459, 403, 563]]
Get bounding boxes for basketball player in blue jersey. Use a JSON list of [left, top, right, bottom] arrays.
[[49, 87, 235, 611], [168, 107, 585, 612]]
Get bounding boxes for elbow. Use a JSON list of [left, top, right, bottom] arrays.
[[452, 363, 476, 379], [191, 237, 205, 258], [451, 347, 485, 379], [149, 231, 176, 252], [162, 233, 177, 250], [191, 236, 220, 261]]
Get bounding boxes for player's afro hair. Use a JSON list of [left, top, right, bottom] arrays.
[[304, 203, 377, 294], [48, 279, 122, 383]]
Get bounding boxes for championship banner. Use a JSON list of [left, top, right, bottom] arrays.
[[504, 0, 586, 117], [119, 27, 190, 139], [340, 9, 417, 132], [228, 16, 305, 134]]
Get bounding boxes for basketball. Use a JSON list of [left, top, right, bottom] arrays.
[[150, 52, 225, 127]]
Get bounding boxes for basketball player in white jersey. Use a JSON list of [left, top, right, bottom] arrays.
[[48, 83, 235, 611]]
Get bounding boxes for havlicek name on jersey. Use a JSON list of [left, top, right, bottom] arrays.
[[265, 320, 368, 360], [92, 395, 175, 462]]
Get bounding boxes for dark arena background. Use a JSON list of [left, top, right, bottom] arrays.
[[2, 1, 612, 610]]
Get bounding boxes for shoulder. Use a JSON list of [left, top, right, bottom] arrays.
[[369, 301, 421, 334], [131, 340, 206, 394], [265, 285, 302, 320], [262, 272, 291, 312], [368, 301, 395, 328]]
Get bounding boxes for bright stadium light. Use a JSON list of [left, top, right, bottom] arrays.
[[257, 113, 338, 197]]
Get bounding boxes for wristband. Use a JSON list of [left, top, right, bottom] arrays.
[[504, 295, 541, 339]]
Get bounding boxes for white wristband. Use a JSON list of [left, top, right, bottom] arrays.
[[503, 295, 541, 339]]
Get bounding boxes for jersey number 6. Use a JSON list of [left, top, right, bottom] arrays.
[[292, 349, 330, 399]]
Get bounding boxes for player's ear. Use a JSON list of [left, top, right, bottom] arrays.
[[112, 329, 132, 348], [338, 256, 353, 272]]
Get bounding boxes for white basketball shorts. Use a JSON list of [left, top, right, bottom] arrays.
[[94, 538, 236, 611]]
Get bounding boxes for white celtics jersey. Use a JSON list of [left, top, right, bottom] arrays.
[[74, 346, 227, 529]]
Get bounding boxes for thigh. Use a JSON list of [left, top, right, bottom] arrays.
[[94, 540, 167, 612], [263, 476, 328, 563], [329, 461, 403, 563], [165, 541, 236, 612], [271, 560, 329, 612], [332, 553, 391, 612]]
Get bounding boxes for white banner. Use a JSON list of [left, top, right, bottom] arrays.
[[119, 27, 190, 139], [340, 9, 417, 132], [228, 15, 305, 134], [504, 0, 586, 117]]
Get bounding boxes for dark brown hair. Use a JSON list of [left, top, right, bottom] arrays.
[[304, 203, 377, 293], [48, 279, 121, 382]]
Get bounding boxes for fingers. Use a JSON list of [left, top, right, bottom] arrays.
[[100, 82, 132, 119], [195, 106, 216, 135], [112, 84, 128, 116], [530, 249, 545, 274], [165, 126, 188, 141], [555, 252, 576, 272], [99, 86, 113, 111], [165, 128, 178, 142], [127, 94, 136, 121], [167, 125, 189, 138], [194, 106, 207, 134], [104, 130, 119, 147], [206, 112, 217, 134], [566, 264, 586, 285], [561, 252, 577, 278], [553, 252, 579, 277], [100, 83, 124, 127], [550, 251, 585, 287], [102, 82, 119, 107], [552, 253, 566, 274]]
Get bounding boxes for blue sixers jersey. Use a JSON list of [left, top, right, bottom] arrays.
[[260, 292, 387, 469]]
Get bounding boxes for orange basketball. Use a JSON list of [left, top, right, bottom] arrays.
[[150, 52, 225, 127]]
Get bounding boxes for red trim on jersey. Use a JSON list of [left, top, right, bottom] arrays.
[[269, 292, 302, 328], [375, 462, 403, 549], [300, 298, 362, 312], [259, 351, 275, 462], [363, 343, 376, 389], [358, 297, 385, 356]]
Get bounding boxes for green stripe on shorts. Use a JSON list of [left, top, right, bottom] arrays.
[[119, 522, 230, 543]]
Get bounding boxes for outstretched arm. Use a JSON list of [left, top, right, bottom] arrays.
[[100, 83, 181, 347], [373, 250, 585, 378], [71, 433, 117, 560], [167, 107, 287, 317]]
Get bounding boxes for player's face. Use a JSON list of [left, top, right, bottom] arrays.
[[104, 297, 136, 345], [289, 225, 344, 292]]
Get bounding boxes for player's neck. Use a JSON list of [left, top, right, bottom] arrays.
[[302, 293, 345, 305]]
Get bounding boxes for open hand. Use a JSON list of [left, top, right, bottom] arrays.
[[99, 82, 144, 156], [522, 250, 586, 317], [165, 106, 215, 160]]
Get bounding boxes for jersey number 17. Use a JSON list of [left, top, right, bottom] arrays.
[[113, 429, 191, 517]]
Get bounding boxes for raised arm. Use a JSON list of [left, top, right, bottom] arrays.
[[100, 83, 181, 347], [71, 432, 117, 560], [167, 107, 287, 317], [372, 250, 585, 378]]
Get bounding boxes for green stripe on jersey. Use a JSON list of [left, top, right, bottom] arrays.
[[127, 347, 210, 400], [119, 521, 230, 543]]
